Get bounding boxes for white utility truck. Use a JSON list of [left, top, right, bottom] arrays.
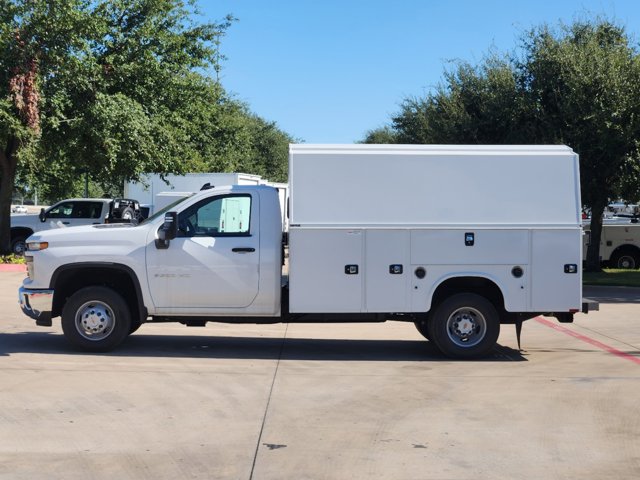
[[583, 223, 640, 269], [18, 145, 594, 358]]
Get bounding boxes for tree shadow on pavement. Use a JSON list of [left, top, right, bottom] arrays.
[[583, 285, 640, 304]]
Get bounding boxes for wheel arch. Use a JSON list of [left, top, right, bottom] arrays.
[[428, 275, 506, 315], [10, 227, 33, 243], [10, 227, 34, 241], [50, 263, 147, 322]]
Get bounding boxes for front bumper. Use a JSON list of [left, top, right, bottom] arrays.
[[19, 286, 54, 326]]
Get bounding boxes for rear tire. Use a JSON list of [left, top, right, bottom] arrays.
[[414, 317, 432, 341], [611, 250, 640, 269], [61, 286, 131, 352], [429, 293, 500, 359]]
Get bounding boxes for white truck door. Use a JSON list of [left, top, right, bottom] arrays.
[[146, 193, 260, 310]]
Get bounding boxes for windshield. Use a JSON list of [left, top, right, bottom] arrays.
[[140, 194, 195, 224]]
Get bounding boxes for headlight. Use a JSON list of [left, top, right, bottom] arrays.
[[26, 241, 49, 251]]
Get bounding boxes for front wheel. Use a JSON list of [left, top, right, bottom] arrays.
[[61, 286, 132, 352], [429, 293, 500, 359], [11, 236, 27, 256]]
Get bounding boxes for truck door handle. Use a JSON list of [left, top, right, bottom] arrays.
[[232, 247, 255, 253], [62, 222, 70, 225]]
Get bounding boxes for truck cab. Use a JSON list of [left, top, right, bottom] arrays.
[[19, 186, 283, 350]]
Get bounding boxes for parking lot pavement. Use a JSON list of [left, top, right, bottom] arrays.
[[1, 271, 639, 480]]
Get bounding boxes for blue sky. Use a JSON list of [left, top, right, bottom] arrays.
[[201, 1, 640, 144]]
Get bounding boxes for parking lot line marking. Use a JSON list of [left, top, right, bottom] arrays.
[[249, 323, 289, 480], [535, 317, 640, 365]]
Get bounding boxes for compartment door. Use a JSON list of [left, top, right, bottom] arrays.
[[289, 229, 363, 313], [365, 230, 410, 312], [531, 229, 582, 311]]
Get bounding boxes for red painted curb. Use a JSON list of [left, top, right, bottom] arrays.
[[535, 316, 640, 365], [0, 264, 26, 272]]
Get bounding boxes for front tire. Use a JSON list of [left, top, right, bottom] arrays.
[[61, 286, 131, 352], [429, 293, 500, 359], [11, 236, 27, 256]]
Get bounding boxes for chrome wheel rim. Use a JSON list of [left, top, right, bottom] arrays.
[[618, 255, 635, 269], [75, 300, 115, 341], [446, 306, 487, 348], [13, 240, 25, 256]]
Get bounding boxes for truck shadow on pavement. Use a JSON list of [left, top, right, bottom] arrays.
[[0, 331, 527, 362]]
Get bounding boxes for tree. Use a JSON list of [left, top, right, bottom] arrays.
[[361, 126, 399, 144], [0, 0, 234, 253], [521, 21, 640, 271], [401, 57, 530, 145], [366, 18, 640, 271]]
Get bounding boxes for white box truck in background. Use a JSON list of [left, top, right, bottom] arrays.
[[20, 144, 594, 359], [125, 172, 288, 229]]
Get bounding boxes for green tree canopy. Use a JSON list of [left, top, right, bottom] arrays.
[[0, 0, 292, 253], [364, 18, 640, 271]]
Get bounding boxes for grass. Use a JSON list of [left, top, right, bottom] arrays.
[[583, 268, 640, 287], [0, 254, 25, 265]]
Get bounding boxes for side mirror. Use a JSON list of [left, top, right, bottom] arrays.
[[39, 208, 46, 223], [156, 212, 178, 249]]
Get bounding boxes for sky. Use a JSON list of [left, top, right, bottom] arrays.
[[200, 0, 640, 144]]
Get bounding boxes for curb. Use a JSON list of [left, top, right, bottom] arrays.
[[0, 264, 26, 272]]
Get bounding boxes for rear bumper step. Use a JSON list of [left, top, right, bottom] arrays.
[[582, 298, 600, 313]]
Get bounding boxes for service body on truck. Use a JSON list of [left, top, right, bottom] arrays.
[[19, 145, 594, 358]]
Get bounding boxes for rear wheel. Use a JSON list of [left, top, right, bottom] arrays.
[[414, 317, 432, 341], [429, 293, 500, 359], [611, 250, 640, 269], [61, 286, 131, 352]]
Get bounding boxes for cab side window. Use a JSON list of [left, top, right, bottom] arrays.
[[178, 195, 251, 237], [47, 202, 74, 219]]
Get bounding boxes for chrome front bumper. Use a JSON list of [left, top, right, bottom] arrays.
[[19, 286, 54, 326]]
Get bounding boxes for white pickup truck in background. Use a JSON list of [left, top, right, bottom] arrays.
[[18, 144, 595, 358], [10, 198, 142, 255]]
